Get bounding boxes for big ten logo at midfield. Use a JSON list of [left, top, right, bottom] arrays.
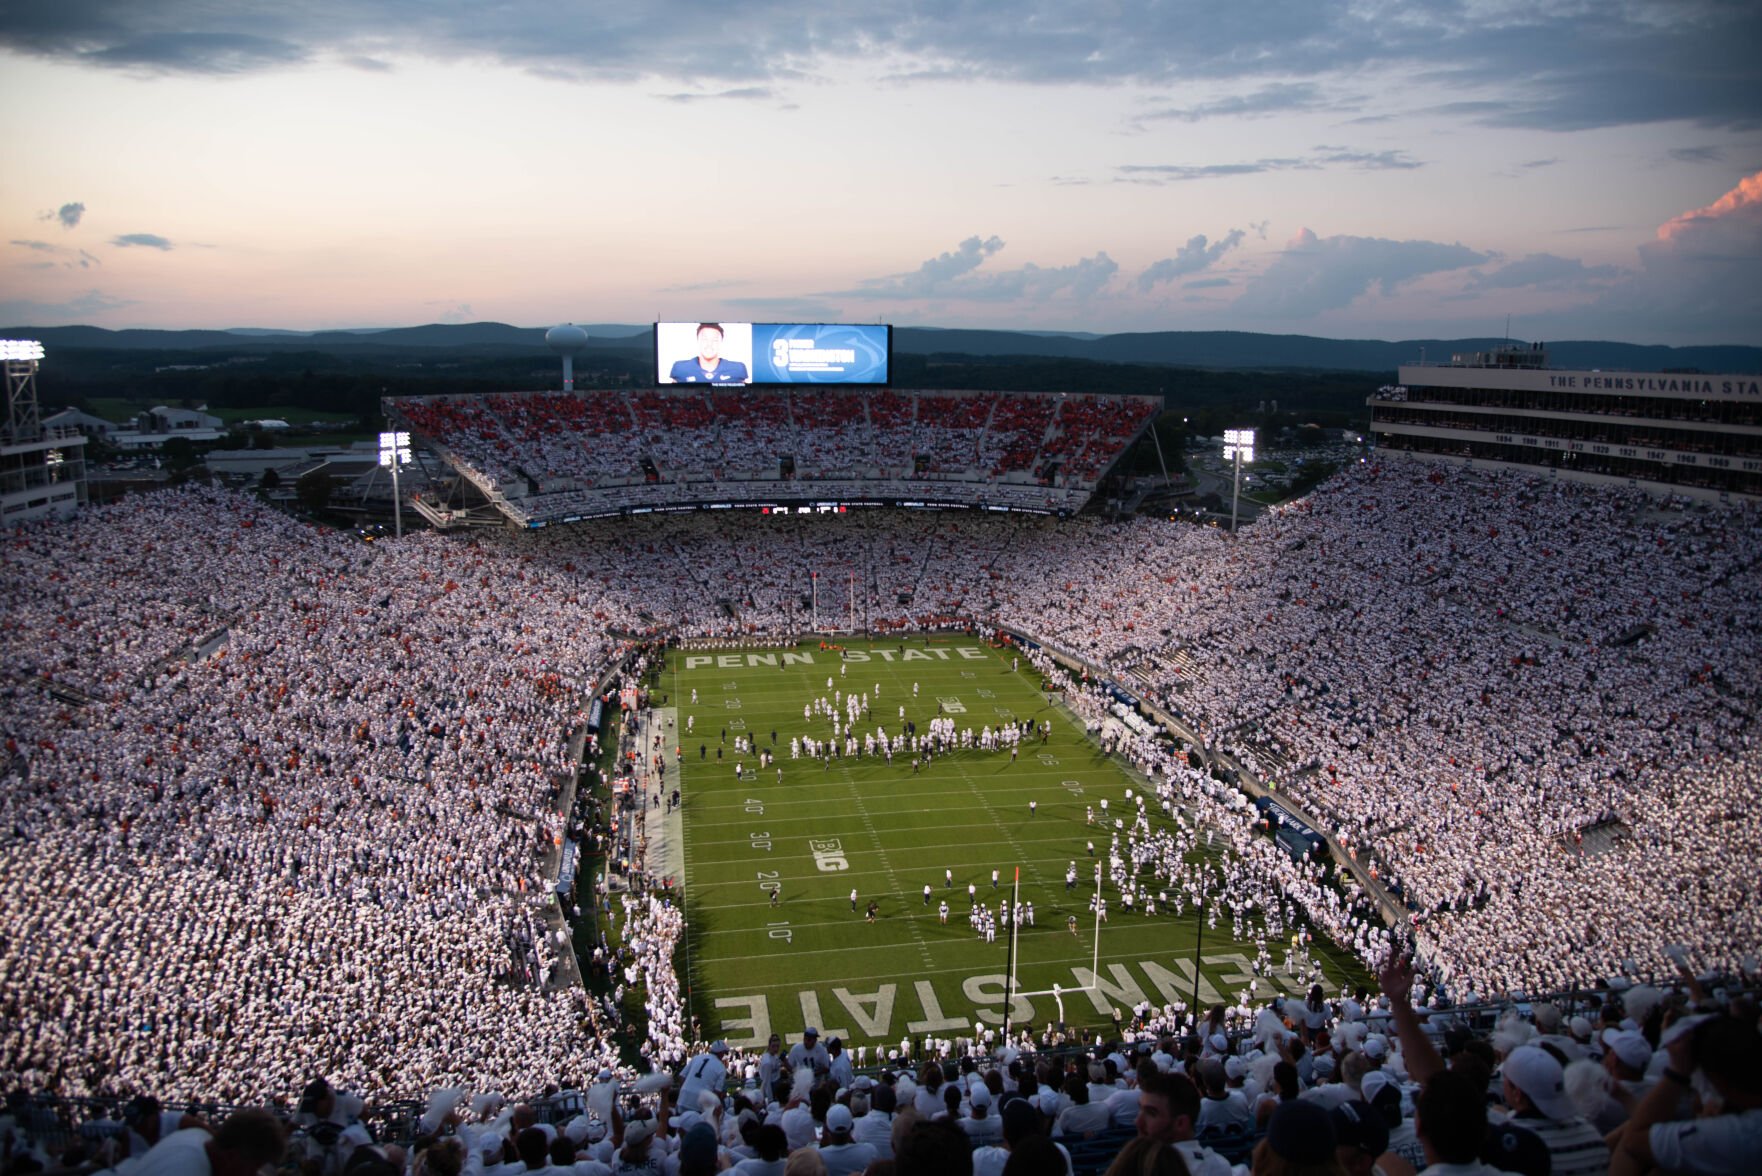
[[809, 838, 849, 872]]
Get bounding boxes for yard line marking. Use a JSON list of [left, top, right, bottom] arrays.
[[948, 759, 1052, 893], [841, 767, 935, 968]]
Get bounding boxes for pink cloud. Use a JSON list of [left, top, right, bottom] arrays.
[[1655, 170, 1762, 243], [1581, 170, 1762, 343]]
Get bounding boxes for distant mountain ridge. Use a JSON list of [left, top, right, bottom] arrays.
[[893, 328, 1762, 374], [5, 322, 1756, 374]]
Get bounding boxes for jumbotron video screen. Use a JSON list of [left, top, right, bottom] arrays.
[[655, 322, 892, 385]]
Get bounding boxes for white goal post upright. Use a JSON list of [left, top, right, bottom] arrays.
[[1004, 862, 1104, 1038], [807, 567, 861, 636]]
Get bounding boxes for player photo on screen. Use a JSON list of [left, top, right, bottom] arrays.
[[657, 322, 752, 385]]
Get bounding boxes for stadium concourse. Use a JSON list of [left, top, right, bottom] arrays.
[[2, 459, 1760, 1171]]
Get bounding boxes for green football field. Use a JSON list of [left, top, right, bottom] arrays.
[[666, 637, 1366, 1053]]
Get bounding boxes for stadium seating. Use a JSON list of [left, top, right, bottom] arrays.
[[5, 453, 1758, 1162], [387, 387, 1158, 523]]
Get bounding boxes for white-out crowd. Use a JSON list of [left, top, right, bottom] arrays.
[[392, 388, 1155, 496], [2, 454, 1758, 1107]]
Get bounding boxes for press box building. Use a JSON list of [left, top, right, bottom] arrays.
[[1368, 343, 1762, 502]]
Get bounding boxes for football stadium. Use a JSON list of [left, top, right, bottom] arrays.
[[2, 325, 1759, 1175]]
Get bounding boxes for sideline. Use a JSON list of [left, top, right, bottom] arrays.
[[997, 626, 1407, 930]]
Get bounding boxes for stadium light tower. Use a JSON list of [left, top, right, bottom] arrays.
[[2, 339, 46, 442], [546, 324, 590, 392], [378, 430, 412, 538], [1223, 428, 1254, 535]]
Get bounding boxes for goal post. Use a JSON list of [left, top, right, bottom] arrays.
[[1004, 864, 1105, 1038], [808, 567, 862, 635]]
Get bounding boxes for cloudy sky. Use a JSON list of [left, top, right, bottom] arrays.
[[1, 1, 1758, 344]]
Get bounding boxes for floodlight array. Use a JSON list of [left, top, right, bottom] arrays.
[[1222, 427, 1255, 463], [0, 340, 46, 362], [378, 431, 412, 467]]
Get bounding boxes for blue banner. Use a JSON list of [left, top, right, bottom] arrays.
[[750, 324, 891, 384]]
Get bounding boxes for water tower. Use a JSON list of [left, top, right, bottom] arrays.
[[546, 323, 590, 392]]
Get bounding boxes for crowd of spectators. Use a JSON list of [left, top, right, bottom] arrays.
[[386, 390, 1157, 514], [998, 461, 1760, 1000], [2, 487, 646, 1102], [6, 960, 1756, 1176], [4, 455, 1759, 1162]]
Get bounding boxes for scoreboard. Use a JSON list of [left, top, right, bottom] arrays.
[[655, 322, 891, 386]]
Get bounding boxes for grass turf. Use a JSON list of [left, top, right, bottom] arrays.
[[664, 636, 1367, 1052]]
